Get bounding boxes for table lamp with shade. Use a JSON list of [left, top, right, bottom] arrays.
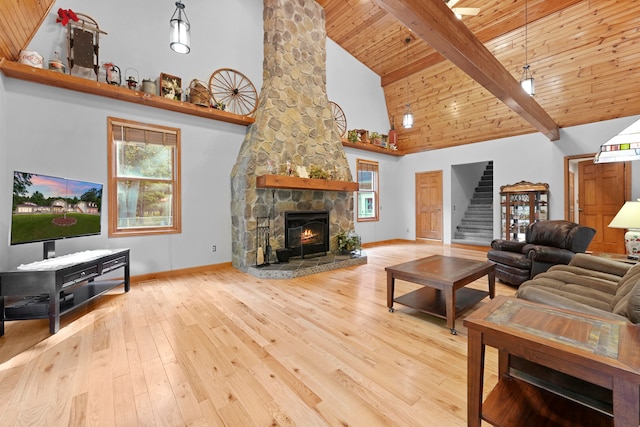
[[608, 200, 640, 260]]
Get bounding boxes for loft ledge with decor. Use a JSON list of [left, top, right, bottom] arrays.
[[256, 175, 359, 192], [341, 139, 405, 156], [0, 59, 255, 126]]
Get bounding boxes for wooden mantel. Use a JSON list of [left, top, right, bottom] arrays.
[[256, 175, 359, 192], [0, 58, 255, 126]]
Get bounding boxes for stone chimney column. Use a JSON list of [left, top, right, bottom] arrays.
[[230, 0, 354, 272]]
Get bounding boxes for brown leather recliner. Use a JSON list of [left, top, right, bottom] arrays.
[[486, 220, 596, 287]]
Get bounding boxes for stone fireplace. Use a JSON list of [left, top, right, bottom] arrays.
[[230, 0, 355, 272]]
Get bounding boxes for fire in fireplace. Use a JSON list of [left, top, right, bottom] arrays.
[[284, 210, 330, 258]]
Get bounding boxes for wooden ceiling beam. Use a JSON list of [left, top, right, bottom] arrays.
[[373, 0, 559, 141], [381, 0, 583, 87]]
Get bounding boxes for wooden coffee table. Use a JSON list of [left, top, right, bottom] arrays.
[[386, 255, 495, 334]]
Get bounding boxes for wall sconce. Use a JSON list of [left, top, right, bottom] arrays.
[[170, 1, 190, 54]]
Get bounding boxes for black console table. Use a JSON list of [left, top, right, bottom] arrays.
[[0, 249, 130, 335]]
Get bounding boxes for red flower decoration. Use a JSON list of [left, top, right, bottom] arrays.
[[56, 8, 79, 26]]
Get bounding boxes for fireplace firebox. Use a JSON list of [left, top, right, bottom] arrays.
[[284, 211, 330, 258]]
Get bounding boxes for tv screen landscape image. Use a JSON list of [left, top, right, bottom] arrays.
[[11, 171, 103, 246]]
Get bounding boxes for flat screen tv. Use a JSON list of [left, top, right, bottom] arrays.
[[10, 171, 103, 258]]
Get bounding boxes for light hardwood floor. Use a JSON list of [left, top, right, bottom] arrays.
[[0, 242, 516, 426]]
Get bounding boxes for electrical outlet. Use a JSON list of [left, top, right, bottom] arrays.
[[212, 245, 217, 252]]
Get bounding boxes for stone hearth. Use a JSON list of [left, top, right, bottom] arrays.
[[247, 252, 367, 279], [230, 0, 357, 273]]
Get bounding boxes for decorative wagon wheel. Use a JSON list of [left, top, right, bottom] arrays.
[[329, 101, 347, 137], [208, 68, 258, 116]]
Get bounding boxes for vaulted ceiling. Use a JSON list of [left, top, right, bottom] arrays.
[[317, 0, 640, 153], [2, 0, 640, 154]]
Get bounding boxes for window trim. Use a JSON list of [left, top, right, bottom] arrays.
[[356, 158, 379, 222], [107, 117, 182, 237]]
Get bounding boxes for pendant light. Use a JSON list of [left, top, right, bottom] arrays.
[[402, 37, 414, 129], [170, 1, 190, 54], [520, 0, 534, 96]]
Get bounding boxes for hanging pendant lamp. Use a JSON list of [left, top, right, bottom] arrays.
[[403, 37, 414, 129], [170, 1, 190, 54], [520, 0, 534, 96]]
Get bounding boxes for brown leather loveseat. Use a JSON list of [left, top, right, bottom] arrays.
[[487, 220, 596, 287]]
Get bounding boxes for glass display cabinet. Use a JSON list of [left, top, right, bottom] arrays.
[[500, 181, 549, 241]]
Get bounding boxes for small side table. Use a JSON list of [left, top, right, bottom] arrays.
[[464, 296, 640, 427]]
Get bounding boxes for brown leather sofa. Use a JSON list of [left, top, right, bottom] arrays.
[[487, 220, 596, 287], [516, 253, 640, 323]]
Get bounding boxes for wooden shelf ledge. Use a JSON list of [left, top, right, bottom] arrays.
[[0, 58, 255, 126], [256, 175, 359, 192], [341, 139, 405, 156]]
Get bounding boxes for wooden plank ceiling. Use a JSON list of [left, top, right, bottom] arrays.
[[2, 0, 639, 154], [317, 0, 640, 153], [0, 0, 54, 63]]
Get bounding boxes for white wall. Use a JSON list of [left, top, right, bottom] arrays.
[[1, 0, 638, 273], [0, 0, 393, 273], [398, 118, 640, 243], [27, 0, 264, 94], [324, 40, 405, 244]]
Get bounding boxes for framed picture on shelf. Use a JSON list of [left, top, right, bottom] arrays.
[[160, 73, 182, 101]]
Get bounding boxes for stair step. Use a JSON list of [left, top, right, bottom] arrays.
[[475, 187, 492, 193], [465, 212, 492, 218], [461, 219, 493, 225], [458, 223, 493, 230], [454, 230, 493, 238], [462, 216, 492, 221], [454, 231, 494, 237], [451, 238, 492, 247], [454, 233, 493, 242], [452, 234, 493, 241], [455, 227, 493, 234]]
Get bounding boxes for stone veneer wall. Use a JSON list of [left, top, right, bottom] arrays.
[[230, 0, 355, 272]]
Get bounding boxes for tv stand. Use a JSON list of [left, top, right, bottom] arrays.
[[0, 249, 130, 335]]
